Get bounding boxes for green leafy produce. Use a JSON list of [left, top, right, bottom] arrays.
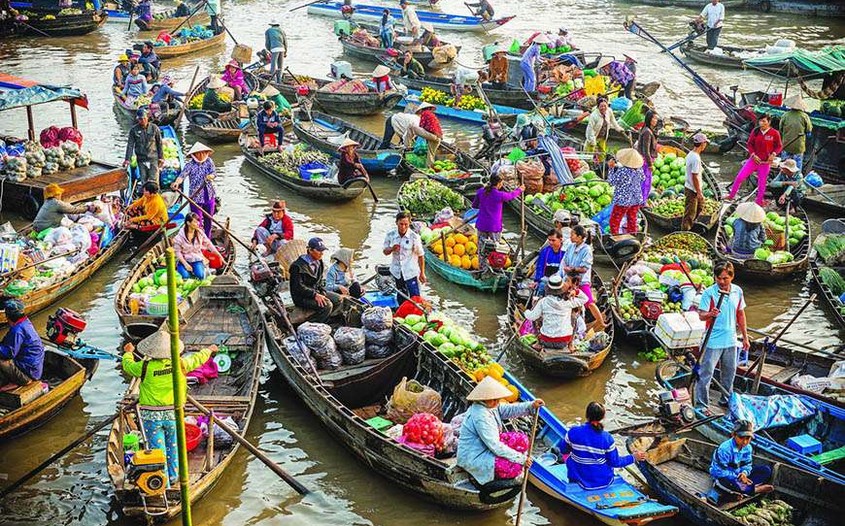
[[820, 267, 845, 296], [258, 148, 329, 179], [814, 233, 845, 265], [397, 179, 465, 216], [638, 347, 668, 362]]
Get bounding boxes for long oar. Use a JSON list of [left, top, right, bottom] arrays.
[[122, 183, 206, 263], [747, 327, 845, 360], [174, 65, 200, 126], [341, 176, 379, 203], [289, 0, 326, 12], [692, 288, 731, 404], [750, 293, 816, 394], [173, 188, 256, 256], [186, 394, 310, 495], [0, 412, 118, 498], [514, 408, 540, 526], [169, 0, 208, 35]]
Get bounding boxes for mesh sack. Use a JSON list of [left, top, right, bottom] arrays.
[[361, 306, 393, 331], [311, 337, 343, 370], [298, 322, 332, 348], [366, 343, 393, 359], [283, 336, 317, 371], [364, 328, 394, 345], [340, 347, 366, 365], [333, 326, 366, 350]]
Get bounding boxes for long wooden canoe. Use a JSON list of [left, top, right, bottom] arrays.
[[0, 349, 97, 441], [339, 35, 459, 71], [396, 74, 533, 109], [633, 437, 842, 526], [714, 203, 810, 280], [114, 223, 236, 341], [16, 9, 107, 36], [151, 31, 225, 59], [106, 276, 265, 520], [239, 133, 368, 202], [0, 226, 129, 327], [810, 249, 845, 333], [112, 88, 181, 127], [292, 111, 402, 173], [136, 10, 210, 32], [680, 43, 760, 70], [507, 253, 614, 378], [261, 72, 403, 116]]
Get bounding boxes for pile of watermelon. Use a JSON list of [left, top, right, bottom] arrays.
[[402, 413, 444, 447]]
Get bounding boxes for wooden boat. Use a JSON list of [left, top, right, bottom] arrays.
[[339, 34, 459, 71], [293, 111, 402, 173], [396, 89, 525, 125], [151, 30, 225, 59], [736, 340, 845, 408], [810, 254, 845, 333], [632, 437, 842, 526], [260, 71, 403, 116], [423, 242, 512, 292], [680, 43, 763, 70], [748, 0, 845, 17], [260, 293, 522, 510], [508, 374, 678, 524], [803, 184, 845, 217], [185, 73, 264, 142], [106, 276, 265, 520], [405, 140, 488, 197], [135, 10, 210, 32], [507, 254, 615, 378], [714, 203, 810, 280], [0, 349, 97, 441], [114, 224, 237, 341], [14, 9, 107, 36], [642, 142, 724, 233], [656, 356, 845, 486], [0, 226, 129, 327], [112, 88, 181, 127], [396, 74, 533, 109], [620, 0, 746, 7], [307, 1, 515, 33], [611, 232, 715, 340], [239, 132, 368, 202]]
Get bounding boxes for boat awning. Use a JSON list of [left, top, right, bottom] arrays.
[[0, 73, 89, 112], [744, 46, 845, 79]]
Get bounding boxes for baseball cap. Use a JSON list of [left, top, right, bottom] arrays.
[[733, 420, 754, 437], [692, 132, 709, 144], [307, 237, 327, 251]]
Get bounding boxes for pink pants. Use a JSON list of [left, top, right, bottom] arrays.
[[728, 158, 771, 205], [610, 205, 639, 235]]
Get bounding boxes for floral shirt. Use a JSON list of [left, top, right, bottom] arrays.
[[608, 166, 645, 206], [608, 61, 634, 86], [180, 158, 217, 207]]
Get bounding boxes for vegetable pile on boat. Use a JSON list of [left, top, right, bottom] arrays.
[[128, 264, 217, 315], [724, 210, 807, 259], [154, 25, 215, 47], [188, 90, 232, 109], [419, 87, 486, 110], [257, 148, 330, 180], [731, 499, 794, 526], [0, 138, 91, 182], [523, 171, 613, 218], [397, 179, 464, 216], [645, 150, 718, 219], [814, 234, 845, 266]]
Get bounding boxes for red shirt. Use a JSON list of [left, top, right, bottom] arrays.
[[419, 110, 442, 138], [747, 126, 782, 160]]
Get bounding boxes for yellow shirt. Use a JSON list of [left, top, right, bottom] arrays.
[[128, 194, 168, 225]]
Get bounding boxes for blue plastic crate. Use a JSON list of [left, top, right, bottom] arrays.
[[786, 434, 822, 456], [361, 291, 398, 309], [299, 161, 329, 181]]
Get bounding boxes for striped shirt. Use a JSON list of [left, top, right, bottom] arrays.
[[562, 422, 634, 490]]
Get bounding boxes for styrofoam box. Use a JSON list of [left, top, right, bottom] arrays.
[[655, 312, 706, 350]]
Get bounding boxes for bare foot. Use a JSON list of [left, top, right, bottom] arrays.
[[755, 484, 774, 494]]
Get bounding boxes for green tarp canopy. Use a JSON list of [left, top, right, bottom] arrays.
[[744, 46, 845, 79], [753, 103, 845, 131]]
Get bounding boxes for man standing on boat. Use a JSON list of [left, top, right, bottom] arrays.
[[698, 0, 725, 50], [206, 0, 221, 34], [467, 0, 494, 21], [399, 0, 421, 38], [265, 21, 287, 84], [682, 132, 710, 231], [124, 109, 163, 189], [779, 94, 813, 171], [383, 211, 426, 298], [0, 300, 44, 388]]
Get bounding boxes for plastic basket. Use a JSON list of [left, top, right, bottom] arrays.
[[146, 294, 170, 316], [299, 161, 329, 180]]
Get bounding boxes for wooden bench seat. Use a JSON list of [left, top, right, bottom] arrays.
[[0, 381, 45, 409]]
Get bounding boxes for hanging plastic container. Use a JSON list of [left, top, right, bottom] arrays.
[[768, 92, 783, 106]]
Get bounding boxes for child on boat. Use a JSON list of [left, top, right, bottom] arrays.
[[708, 420, 774, 503], [523, 273, 588, 351]]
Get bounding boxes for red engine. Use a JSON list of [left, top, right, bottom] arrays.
[[46, 308, 87, 347]]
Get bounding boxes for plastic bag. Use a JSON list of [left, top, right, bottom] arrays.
[[361, 306, 393, 331], [364, 328, 393, 346], [298, 322, 342, 369], [58, 127, 83, 147], [494, 431, 529, 479], [312, 336, 342, 370], [385, 377, 442, 424], [365, 343, 393, 359], [39, 126, 60, 149], [334, 326, 366, 365]]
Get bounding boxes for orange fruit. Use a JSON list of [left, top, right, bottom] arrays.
[[449, 255, 462, 267], [471, 256, 479, 270], [431, 241, 444, 254], [454, 233, 468, 245], [453, 243, 466, 256], [461, 255, 472, 269], [505, 257, 512, 268], [466, 241, 477, 255], [445, 236, 456, 248]]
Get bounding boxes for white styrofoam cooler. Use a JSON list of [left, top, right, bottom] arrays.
[[654, 312, 705, 350]]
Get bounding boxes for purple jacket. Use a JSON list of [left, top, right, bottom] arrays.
[[472, 186, 522, 233]]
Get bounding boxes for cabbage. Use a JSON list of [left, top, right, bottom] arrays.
[[754, 248, 771, 260]]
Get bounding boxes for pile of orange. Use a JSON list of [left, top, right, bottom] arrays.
[[431, 232, 480, 270], [472, 362, 519, 402]]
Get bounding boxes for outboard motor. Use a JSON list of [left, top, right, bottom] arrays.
[[46, 308, 87, 347]]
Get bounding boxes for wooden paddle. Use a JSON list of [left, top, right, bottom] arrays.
[[288, 0, 326, 12], [750, 293, 816, 394], [174, 65, 200, 127], [514, 408, 540, 526], [186, 394, 310, 495], [341, 176, 379, 202], [168, 0, 208, 35]]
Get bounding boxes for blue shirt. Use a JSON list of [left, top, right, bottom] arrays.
[[151, 84, 184, 103], [256, 110, 282, 133], [325, 262, 351, 293], [699, 283, 745, 350], [0, 317, 45, 380], [710, 438, 753, 481], [731, 219, 767, 255], [562, 422, 634, 490], [521, 43, 541, 67], [561, 241, 593, 284], [456, 402, 534, 485], [534, 245, 564, 282]]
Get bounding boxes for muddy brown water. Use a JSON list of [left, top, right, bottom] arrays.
[[0, 1, 843, 524]]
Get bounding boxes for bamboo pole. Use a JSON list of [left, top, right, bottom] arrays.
[[166, 248, 193, 526], [514, 408, 540, 526]]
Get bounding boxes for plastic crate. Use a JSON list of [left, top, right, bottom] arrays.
[[361, 291, 399, 309], [786, 434, 822, 456]]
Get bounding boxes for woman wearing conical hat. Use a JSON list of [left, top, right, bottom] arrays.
[[171, 142, 218, 238]]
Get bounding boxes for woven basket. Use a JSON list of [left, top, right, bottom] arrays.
[[765, 226, 786, 251]]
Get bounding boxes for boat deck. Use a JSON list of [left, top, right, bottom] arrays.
[[804, 184, 845, 216]]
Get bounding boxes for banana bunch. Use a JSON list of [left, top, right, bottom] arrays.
[[420, 87, 449, 105], [259, 149, 329, 178]]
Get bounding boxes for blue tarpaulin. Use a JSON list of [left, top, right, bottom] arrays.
[[0, 73, 87, 112], [727, 392, 817, 431]]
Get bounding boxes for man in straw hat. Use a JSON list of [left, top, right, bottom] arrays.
[[418, 22, 442, 49], [337, 138, 369, 185], [709, 419, 774, 502], [607, 148, 646, 235], [520, 32, 551, 93], [697, 260, 749, 414], [265, 21, 288, 84], [0, 300, 44, 388], [124, 108, 163, 188], [33, 184, 99, 232], [768, 158, 804, 208], [289, 237, 342, 323], [779, 93, 813, 171], [410, 102, 442, 168], [201, 76, 232, 114], [113, 53, 131, 88], [372, 64, 394, 94], [251, 200, 294, 256], [730, 201, 767, 258], [171, 142, 218, 237], [523, 273, 589, 351], [683, 132, 710, 231], [456, 376, 543, 486], [122, 331, 219, 486]]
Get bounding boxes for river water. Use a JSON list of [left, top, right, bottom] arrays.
[[0, 1, 843, 524]]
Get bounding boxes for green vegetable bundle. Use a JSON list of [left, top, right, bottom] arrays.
[[820, 267, 845, 296], [638, 347, 668, 363], [259, 148, 329, 179], [732, 498, 793, 526], [397, 179, 465, 216], [814, 234, 845, 265]]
